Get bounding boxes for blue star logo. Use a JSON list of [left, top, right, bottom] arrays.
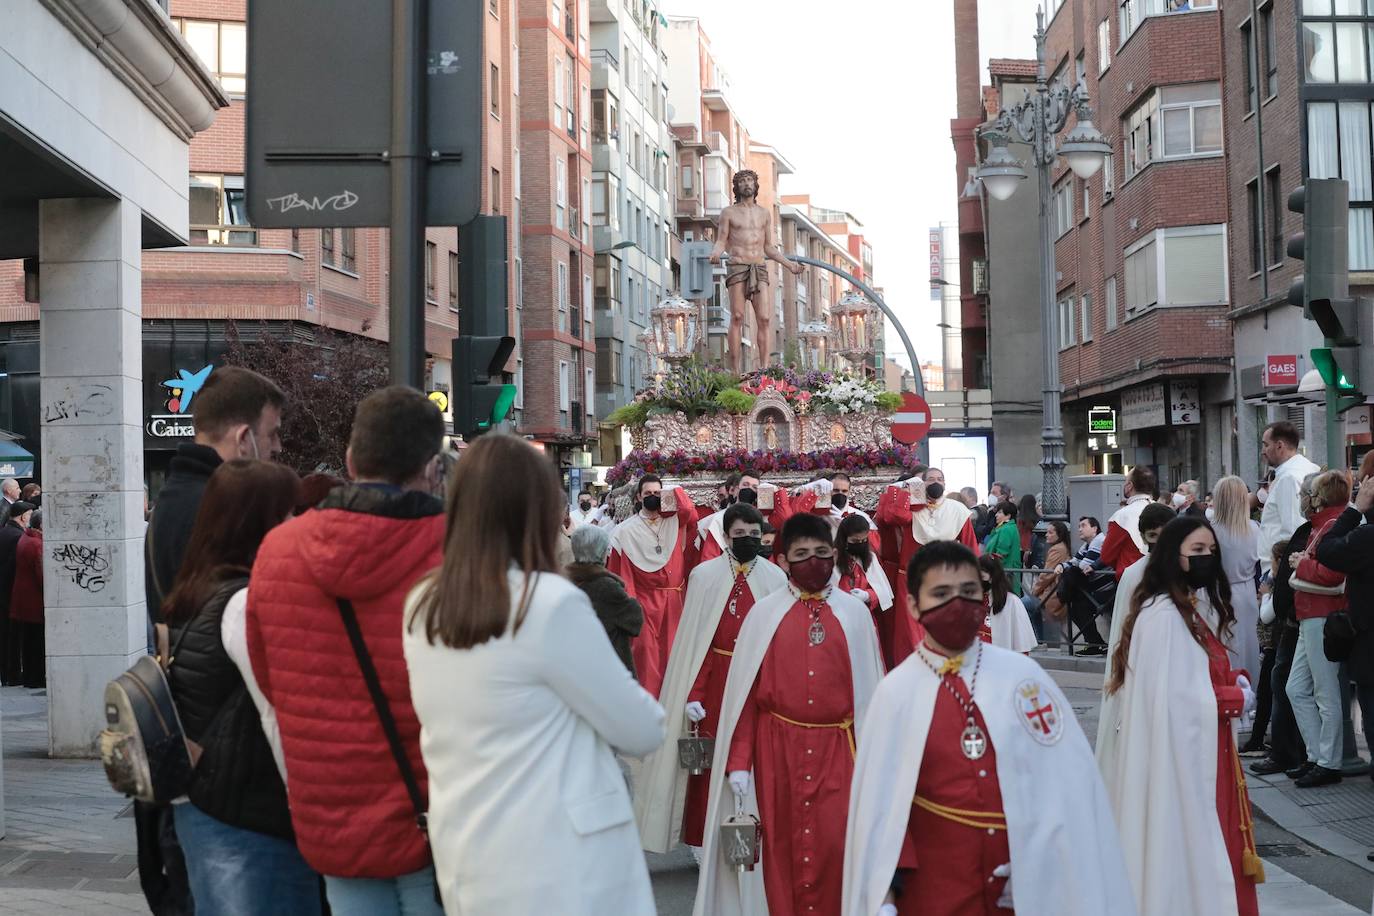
[[161, 365, 213, 415]]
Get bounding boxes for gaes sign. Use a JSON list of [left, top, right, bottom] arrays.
[[1264, 354, 1299, 388]]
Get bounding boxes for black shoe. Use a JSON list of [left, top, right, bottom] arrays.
[[1294, 765, 1342, 788], [1075, 644, 1108, 657], [1250, 757, 1290, 776], [1285, 761, 1317, 780], [1367, 850, 1374, 862], [1238, 738, 1267, 756]]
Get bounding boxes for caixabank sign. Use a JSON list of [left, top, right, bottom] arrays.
[[146, 364, 212, 440], [142, 334, 227, 448]]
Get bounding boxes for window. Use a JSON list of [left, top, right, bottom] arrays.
[[1058, 294, 1076, 349], [426, 241, 438, 302], [189, 174, 256, 246], [449, 252, 459, 309], [490, 0, 499, 15], [340, 228, 356, 272], [1075, 52, 1086, 87], [1053, 180, 1074, 237], [1125, 95, 1157, 177], [1241, 20, 1257, 114], [554, 61, 564, 117], [1098, 19, 1112, 73], [1082, 178, 1091, 221], [1125, 225, 1228, 314], [1261, 4, 1277, 98], [1124, 238, 1158, 314], [558, 360, 571, 413], [515, 358, 524, 409], [320, 227, 334, 264], [1106, 275, 1119, 330], [1103, 151, 1115, 197], [585, 366, 595, 419], [1080, 294, 1093, 343], [565, 57, 576, 135], [1301, 17, 1372, 84], [1247, 179, 1262, 274], [1307, 100, 1374, 269], [1120, 0, 1216, 43], [172, 19, 246, 93], [1267, 167, 1284, 266], [557, 262, 569, 312], [555, 157, 568, 231], [1161, 83, 1222, 157], [491, 168, 502, 213], [490, 63, 500, 117]]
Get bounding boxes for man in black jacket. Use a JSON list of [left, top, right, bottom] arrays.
[[1250, 520, 1313, 777], [1316, 476, 1374, 753], [0, 501, 35, 685], [139, 366, 285, 916]]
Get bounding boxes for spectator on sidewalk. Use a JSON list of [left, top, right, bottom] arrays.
[[1173, 479, 1205, 518], [0, 500, 33, 686], [1213, 476, 1263, 682], [1243, 545, 1285, 758], [978, 554, 1038, 652], [1259, 421, 1321, 574], [20, 482, 40, 508], [1285, 470, 1352, 788], [984, 500, 1022, 595], [9, 508, 44, 688], [247, 387, 446, 916], [566, 524, 644, 676], [163, 460, 319, 916], [140, 365, 285, 916], [404, 434, 664, 916], [975, 481, 1011, 542], [1101, 466, 1159, 579]]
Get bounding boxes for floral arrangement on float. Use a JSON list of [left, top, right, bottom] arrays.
[[605, 444, 922, 487]]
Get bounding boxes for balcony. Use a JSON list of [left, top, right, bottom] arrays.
[[707, 131, 729, 158], [973, 258, 989, 296], [595, 303, 626, 341]]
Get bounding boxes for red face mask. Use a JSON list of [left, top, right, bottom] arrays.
[[920, 596, 985, 651], [789, 556, 835, 593]]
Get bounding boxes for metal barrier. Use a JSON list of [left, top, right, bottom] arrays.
[[1000, 566, 1111, 657]]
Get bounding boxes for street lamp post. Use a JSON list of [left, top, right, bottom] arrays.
[[973, 6, 1110, 522]]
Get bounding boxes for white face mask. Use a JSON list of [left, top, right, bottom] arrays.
[[1205, 507, 1216, 521], [1257, 488, 1269, 506], [986, 494, 999, 507], [1172, 492, 1187, 508]]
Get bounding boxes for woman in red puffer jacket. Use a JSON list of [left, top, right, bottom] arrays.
[[10, 510, 44, 688]]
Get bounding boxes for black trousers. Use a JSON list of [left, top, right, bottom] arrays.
[[1059, 567, 1106, 646], [135, 801, 194, 916], [0, 612, 20, 686], [1268, 623, 1307, 767], [1244, 642, 1278, 749]]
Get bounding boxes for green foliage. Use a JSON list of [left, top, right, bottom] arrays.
[[606, 400, 651, 428], [654, 359, 739, 420], [783, 340, 802, 369], [714, 388, 757, 415], [875, 391, 904, 412]]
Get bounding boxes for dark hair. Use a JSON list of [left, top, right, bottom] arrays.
[[20, 483, 40, 501], [1265, 420, 1301, 450], [723, 503, 763, 532], [1016, 494, 1039, 541], [991, 481, 1012, 498], [1128, 465, 1158, 499], [739, 469, 761, 484], [760, 522, 776, 536], [835, 514, 871, 577], [193, 367, 286, 440], [732, 168, 760, 202], [412, 434, 563, 648], [978, 554, 1011, 615], [907, 540, 980, 598], [636, 474, 662, 498], [831, 472, 852, 484], [996, 500, 1017, 520], [296, 473, 345, 515], [1139, 503, 1176, 536], [162, 460, 300, 623], [1079, 516, 1102, 533], [1107, 516, 1234, 694], [29, 509, 41, 531], [1049, 520, 1072, 548], [722, 472, 743, 491], [779, 512, 833, 555], [348, 386, 444, 485]]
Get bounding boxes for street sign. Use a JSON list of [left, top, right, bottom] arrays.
[[245, 0, 485, 228], [891, 392, 932, 445], [1264, 354, 1299, 388]]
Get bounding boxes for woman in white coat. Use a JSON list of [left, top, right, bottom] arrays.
[[403, 434, 666, 916]]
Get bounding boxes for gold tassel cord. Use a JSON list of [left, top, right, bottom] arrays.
[[912, 795, 1008, 831], [1232, 742, 1266, 884]]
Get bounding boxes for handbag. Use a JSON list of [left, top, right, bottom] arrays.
[[1324, 611, 1358, 663], [1288, 573, 1346, 597], [335, 597, 442, 905]]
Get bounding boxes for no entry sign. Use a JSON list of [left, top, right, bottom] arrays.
[[891, 392, 933, 445]]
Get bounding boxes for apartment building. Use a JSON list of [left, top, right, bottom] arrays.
[[589, 0, 674, 420], [778, 196, 863, 372], [0, 0, 524, 486], [1037, 0, 1234, 491]]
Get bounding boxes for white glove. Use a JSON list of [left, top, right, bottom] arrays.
[[685, 701, 707, 723], [993, 863, 1013, 909], [797, 478, 833, 497], [1237, 675, 1257, 722], [878, 906, 898, 916], [728, 770, 750, 799], [851, 588, 869, 601]]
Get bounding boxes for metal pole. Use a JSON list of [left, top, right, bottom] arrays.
[[1033, 15, 1068, 525], [388, 0, 428, 388]]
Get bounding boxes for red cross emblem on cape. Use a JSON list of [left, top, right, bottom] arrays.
[[1014, 679, 1064, 746]]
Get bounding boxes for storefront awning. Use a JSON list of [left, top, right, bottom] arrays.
[[0, 436, 34, 478]]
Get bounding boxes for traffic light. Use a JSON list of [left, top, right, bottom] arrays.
[[1287, 179, 1349, 315], [452, 334, 517, 440], [681, 240, 716, 300]]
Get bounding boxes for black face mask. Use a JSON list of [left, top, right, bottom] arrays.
[[579, 500, 592, 512], [759, 542, 774, 558], [1183, 553, 1218, 589], [731, 535, 762, 564], [926, 482, 945, 501], [718, 495, 731, 510], [832, 492, 849, 510], [847, 541, 872, 566], [642, 494, 662, 513], [737, 487, 758, 505]]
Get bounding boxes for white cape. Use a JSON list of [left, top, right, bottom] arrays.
[[611, 512, 680, 574], [633, 554, 788, 853], [844, 644, 1134, 916], [865, 556, 894, 611], [1099, 591, 1237, 916], [988, 593, 1038, 653], [696, 509, 728, 555], [1108, 494, 1154, 554], [692, 587, 885, 916], [910, 497, 972, 546], [1096, 555, 1146, 768]]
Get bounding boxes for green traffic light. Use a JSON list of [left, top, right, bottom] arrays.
[[477, 385, 518, 430], [1311, 347, 1358, 391]]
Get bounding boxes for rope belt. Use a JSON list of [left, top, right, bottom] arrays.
[[710, 647, 734, 658], [654, 584, 685, 592], [912, 796, 1007, 831], [1231, 742, 1267, 883], [768, 711, 856, 758]]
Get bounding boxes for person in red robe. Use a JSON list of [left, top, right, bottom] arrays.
[[790, 473, 881, 551], [836, 513, 881, 615], [696, 472, 794, 566], [875, 469, 980, 666], [692, 513, 883, 916], [607, 474, 699, 696], [1099, 465, 1159, 579]]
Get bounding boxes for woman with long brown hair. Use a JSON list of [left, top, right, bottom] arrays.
[[161, 459, 318, 916], [1099, 516, 1261, 916], [403, 434, 664, 916]]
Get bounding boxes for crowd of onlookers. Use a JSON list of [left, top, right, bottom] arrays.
[[0, 478, 44, 688]]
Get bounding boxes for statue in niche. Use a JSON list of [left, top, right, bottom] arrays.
[[755, 408, 789, 452], [764, 417, 779, 450], [696, 426, 713, 446]]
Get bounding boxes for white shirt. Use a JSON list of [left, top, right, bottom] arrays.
[[570, 504, 602, 527], [1259, 451, 1321, 573], [221, 588, 287, 781]]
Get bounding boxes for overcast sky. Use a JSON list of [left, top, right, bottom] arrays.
[[657, 0, 1041, 370]]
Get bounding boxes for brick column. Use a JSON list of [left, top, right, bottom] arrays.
[[38, 197, 146, 757]]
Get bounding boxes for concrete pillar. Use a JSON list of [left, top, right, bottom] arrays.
[[38, 197, 146, 758]]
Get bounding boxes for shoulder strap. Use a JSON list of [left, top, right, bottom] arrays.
[[335, 597, 428, 835]]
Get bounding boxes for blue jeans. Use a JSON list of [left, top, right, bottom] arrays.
[[325, 867, 443, 916], [1286, 617, 1343, 769], [1020, 594, 1046, 642], [172, 802, 321, 916]]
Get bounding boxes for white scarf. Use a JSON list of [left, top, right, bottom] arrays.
[[909, 497, 972, 546]]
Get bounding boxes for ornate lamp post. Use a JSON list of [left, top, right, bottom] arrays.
[[831, 289, 877, 368], [649, 294, 699, 365], [972, 6, 1110, 523], [797, 320, 831, 370]]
